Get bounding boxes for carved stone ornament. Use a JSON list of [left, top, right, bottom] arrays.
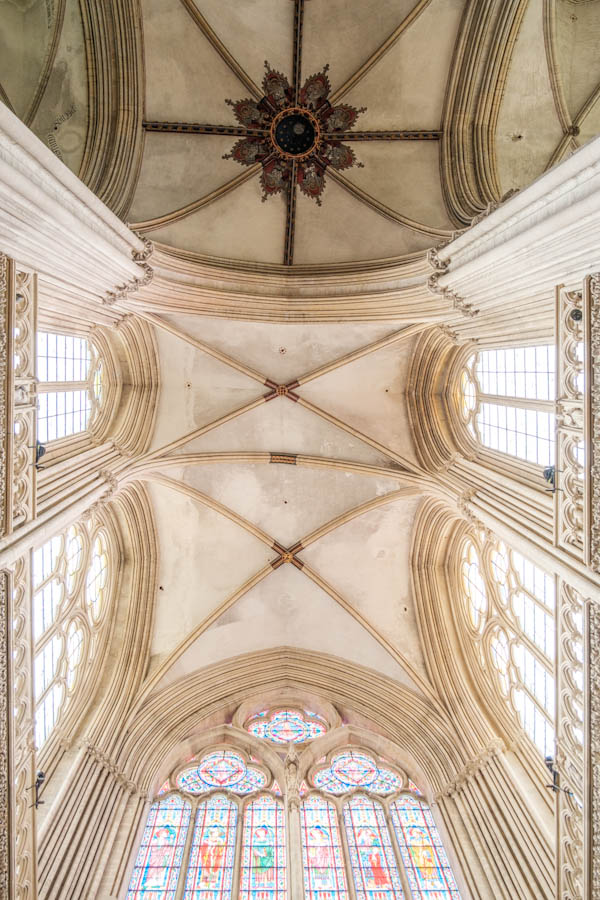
[[103, 239, 154, 306], [435, 739, 504, 800], [0, 571, 10, 898], [427, 272, 479, 319], [589, 601, 600, 899], [589, 274, 600, 574], [284, 743, 301, 810]]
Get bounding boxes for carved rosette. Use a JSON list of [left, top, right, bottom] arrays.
[[0, 570, 10, 898]]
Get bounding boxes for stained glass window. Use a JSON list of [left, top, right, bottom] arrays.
[[247, 709, 327, 744], [127, 794, 191, 898], [239, 795, 287, 900], [183, 794, 237, 900], [301, 795, 349, 900], [177, 751, 267, 796], [312, 752, 402, 796], [343, 796, 404, 900], [390, 796, 461, 899]]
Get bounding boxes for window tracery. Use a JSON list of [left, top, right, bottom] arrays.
[[32, 519, 115, 749], [130, 744, 462, 900], [36, 331, 104, 443], [246, 708, 328, 744], [458, 535, 556, 757], [460, 346, 556, 467]]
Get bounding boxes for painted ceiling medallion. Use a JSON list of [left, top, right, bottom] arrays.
[[224, 63, 365, 205]]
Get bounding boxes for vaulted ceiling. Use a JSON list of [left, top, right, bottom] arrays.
[[2, 0, 600, 717]]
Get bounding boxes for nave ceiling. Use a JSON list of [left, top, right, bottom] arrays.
[[2, 0, 600, 752]]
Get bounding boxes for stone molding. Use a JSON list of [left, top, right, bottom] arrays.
[[0, 571, 11, 899], [435, 739, 505, 800], [0, 105, 149, 307], [589, 601, 600, 899], [438, 134, 600, 314], [588, 274, 600, 574]]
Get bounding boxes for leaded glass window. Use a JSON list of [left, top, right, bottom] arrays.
[[459, 347, 556, 467], [31, 521, 114, 749], [459, 534, 556, 757], [247, 709, 327, 744], [36, 331, 104, 443], [343, 796, 404, 900], [128, 744, 462, 900], [183, 794, 238, 900], [239, 796, 287, 900], [127, 795, 191, 898], [390, 796, 460, 899], [301, 796, 349, 900]]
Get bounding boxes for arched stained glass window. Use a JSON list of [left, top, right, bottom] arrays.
[[343, 796, 405, 900], [247, 708, 327, 744], [460, 346, 556, 467], [127, 794, 191, 898], [129, 737, 463, 900], [36, 331, 104, 443], [390, 796, 460, 899], [183, 794, 238, 900], [301, 795, 349, 900], [239, 795, 287, 900], [31, 520, 114, 749]]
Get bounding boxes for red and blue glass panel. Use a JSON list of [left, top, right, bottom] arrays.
[[313, 752, 401, 796], [183, 794, 238, 900], [239, 795, 287, 900], [301, 795, 349, 900], [390, 797, 461, 899], [343, 796, 404, 900], [127, 794, 191, 898], [248, 709, 327, 744]]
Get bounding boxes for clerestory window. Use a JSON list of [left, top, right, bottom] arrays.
[[36, 331, 104, 443], [460, 346, 555, 467], [459, 534, 555, 757]]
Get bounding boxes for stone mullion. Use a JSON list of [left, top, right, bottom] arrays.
[[286, 794, 304, 900], [336, 801, 358, 900], [230, 796, 245, 900], [383, 804, 414, 900], [173, 795, 196, 900]]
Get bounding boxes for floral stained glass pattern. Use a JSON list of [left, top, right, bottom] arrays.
[[177, 751, 267, 795], [312, 752, 402, 796], [184, 795, 237, 900], [391, 796, 461, 899], [301, 796, 349, 900], [239, 795, 287, 900], [127, 794, 191, 898], [247, 709, 327, 744], [343, 796, 404, 900]]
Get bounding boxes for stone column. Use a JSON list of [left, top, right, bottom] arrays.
[[285, 745, 304, 900]]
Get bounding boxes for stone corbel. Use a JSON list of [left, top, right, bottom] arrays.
[[103, 238, 154, 306], [435, 739, 504, 800], [427, 272, 479, 319]]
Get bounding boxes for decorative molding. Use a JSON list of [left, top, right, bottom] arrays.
[[556, 287, 585, 559], [435, 739, 504, 799], [427, 271, 478, 319], [588, 600, 600, 899], [81, 741, 141, 797], [440, 0, 528, 226], [78, 0, 145, 219], [556, 581, 585, 900], [588, 274, 600, 574], [0, 569, 11, 899], [0, 256, 9, 539], [103, 242, 154, 306]]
